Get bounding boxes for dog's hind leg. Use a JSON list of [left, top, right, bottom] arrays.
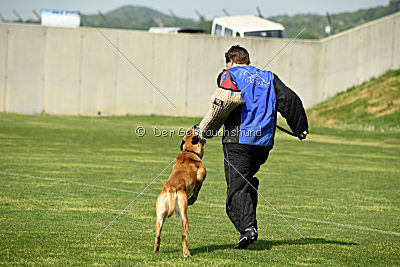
[[176, 190, 191, 257], [154, 192, 168, 254]]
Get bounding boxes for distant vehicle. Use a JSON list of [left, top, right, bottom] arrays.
[[211, 15, 285, 38], [148, 27, 204, 34]]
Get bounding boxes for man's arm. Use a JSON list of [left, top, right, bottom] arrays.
[[199, 88, 244, 138], [274, 75, 308, 137], [199, 71, 244, 138]]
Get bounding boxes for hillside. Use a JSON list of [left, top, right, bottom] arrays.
[[80, 1, 399, 36], [20, 1, 399, 37], [307, 69, 400, 132], [81, 5, 198, 30], [269, 0, 400, 39]]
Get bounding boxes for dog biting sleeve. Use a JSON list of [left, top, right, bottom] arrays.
[[199, 71, 244, 138]]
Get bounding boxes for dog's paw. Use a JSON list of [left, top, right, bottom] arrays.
[[183, 252, 191, 257]]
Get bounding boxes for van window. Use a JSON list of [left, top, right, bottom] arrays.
[[244, 30, 284, 38], [215, 24, 222, 35], [224, 28, 233, 36]]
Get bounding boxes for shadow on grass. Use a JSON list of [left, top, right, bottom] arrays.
[[191, 238, 359, 255]]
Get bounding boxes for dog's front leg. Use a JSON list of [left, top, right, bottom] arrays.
[[188, 165, 206, 206]]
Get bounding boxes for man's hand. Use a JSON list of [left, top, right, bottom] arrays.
[[187, 196, 197, 206]]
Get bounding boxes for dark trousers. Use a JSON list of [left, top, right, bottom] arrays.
[[223, 143, 271, 234]]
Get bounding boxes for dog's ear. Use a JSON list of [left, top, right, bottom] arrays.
[[191, 135, 199, 145], [180, 140, 185, 151]]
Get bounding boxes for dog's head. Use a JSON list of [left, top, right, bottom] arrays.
[[180, 128, 206, 158]]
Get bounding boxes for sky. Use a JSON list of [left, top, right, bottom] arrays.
[[0, 0, 391, 21]]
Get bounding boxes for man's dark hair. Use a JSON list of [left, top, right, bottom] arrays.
[[225, 45, 250, 65]]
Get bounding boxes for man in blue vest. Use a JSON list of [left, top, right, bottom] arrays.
[[192, 45, 308, 249]]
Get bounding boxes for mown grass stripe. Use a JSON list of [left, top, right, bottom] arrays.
[[2, 170, 399, 238]]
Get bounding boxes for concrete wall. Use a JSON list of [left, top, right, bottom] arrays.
[[0, 12, 399, 117], [320, 13, 400, 100]]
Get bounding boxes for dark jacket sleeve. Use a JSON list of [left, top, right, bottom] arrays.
[[274, 75, 308, 136]]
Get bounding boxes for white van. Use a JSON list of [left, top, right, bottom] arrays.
[[211, 15, 285, 38], [148, 27, 204, 34]]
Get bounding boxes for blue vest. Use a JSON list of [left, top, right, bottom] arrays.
[[228, 66, 276, 146]]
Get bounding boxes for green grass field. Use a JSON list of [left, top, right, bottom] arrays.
[[0, 112, 399, 265]]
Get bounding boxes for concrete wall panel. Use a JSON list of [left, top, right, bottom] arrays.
[[149, 33, 189, 116], [4, 24, 44, 114], [0, 24, 8, 112], [112, 29, 155, 115], [80, 28, 118, 116], [44, 27, 81, 115], [392, 14, 400, 69]]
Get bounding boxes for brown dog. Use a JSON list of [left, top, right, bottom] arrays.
[[153, 129, 206, 257]]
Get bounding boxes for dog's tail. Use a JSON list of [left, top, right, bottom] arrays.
[[167, 189, 175, 217]]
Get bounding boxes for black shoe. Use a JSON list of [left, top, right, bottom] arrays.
[[233, 227, 258, 249]]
